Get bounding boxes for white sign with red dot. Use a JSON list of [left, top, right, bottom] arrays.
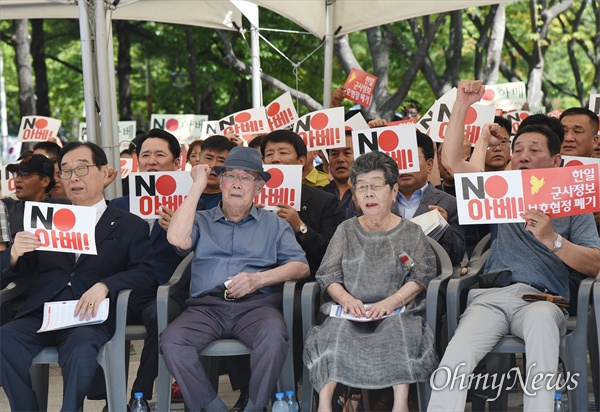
[[217, 108, 270, 141], [1, 169, 16, 197], [291, 107, 345, 151], [150, 114, 209, 144], [128, 171, 193, 219], [480, 82, 527, 112], [266, 92, 298, 131], [18, 116, 62, 143], [456, 163, 600, 224], [351, 124, 420, 173], [24, 202, 98, 255], [253, 164, 302, 211]]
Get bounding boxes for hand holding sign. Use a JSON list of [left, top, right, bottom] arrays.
[[158, 206, 174, 231], [275, 203, 303, 233], [10, 232, 41, 262], [522, 209, 556, 248], [457, 81, 485, 106]]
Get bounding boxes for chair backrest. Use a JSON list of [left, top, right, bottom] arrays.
[[426, 237, 453, 280]]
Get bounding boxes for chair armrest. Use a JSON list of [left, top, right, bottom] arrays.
[[426, 273, 452, 333], [282, 280, 297, 346], [568, 277, 597, 336], [0, 273, 37, 304], [113, 289, 132, 343], [467, 249, 490, 276], [301, 282, 320, 342], [157, 253, 193, 335], [447, 272, 482, 339], [470, 233, 491, 262]]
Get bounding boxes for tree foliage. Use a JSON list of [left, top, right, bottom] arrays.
[[0, 0, 597, 139]]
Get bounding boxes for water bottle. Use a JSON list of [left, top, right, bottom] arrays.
[[285, 390, 299, 412], [129, 392, 150, 412], [554, 392, 565, 412], [272, 392, 289, 412]]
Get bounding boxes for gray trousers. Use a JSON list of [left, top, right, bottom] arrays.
[[160, 290, 288, 411], [428, 283, 567, 412]]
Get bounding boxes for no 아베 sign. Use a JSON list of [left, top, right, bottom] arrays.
[[456, 164, 600, 224], [351, 124, 420, 173], [129, 171, 193, 219], [24, 202, 97, 255], [254, 164, 302, 211]]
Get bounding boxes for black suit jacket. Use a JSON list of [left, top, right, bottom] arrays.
[[0, 203, 154, 328], [298, 184, 339, 279], [415, 183, 466, 266]]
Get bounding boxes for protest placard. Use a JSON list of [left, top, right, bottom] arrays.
[[253, 164, 302, 211], [480, 82, 527, 112], [18, 116, 61, 143], [351, 124, 420, 173], [455, 164, 599, 224], [266, 92, 298, 131], [150, 114, 208, 144], [343, 68, 378, 107], [502, 111, 532, 135], [292, 107, 345, 151], [128, 171, 193, 219], [24, 202, 98, 255], [218, 108, 270, 141]]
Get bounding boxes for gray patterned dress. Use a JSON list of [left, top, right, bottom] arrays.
[[303, 217, 438, 391]]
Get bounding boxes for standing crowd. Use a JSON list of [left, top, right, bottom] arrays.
[[0, 79, 599, 412]]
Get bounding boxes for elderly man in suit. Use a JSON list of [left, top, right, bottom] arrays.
[[396, 131, 466, 265], [0, 141, 154, 411]]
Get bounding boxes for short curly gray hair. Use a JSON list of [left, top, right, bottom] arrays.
[[349, 151, 399, 187]]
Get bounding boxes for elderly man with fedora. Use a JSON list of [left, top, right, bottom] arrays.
[[161, 146, 310, 412]]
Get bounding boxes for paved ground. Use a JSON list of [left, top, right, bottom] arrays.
[[0, 341, 596, 411]]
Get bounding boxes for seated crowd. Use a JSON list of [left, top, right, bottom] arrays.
[[0, 81, 599, 412]]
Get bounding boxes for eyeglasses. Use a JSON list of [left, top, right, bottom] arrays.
[[221, 172, 258, 184], [354, 179, 388, 193], [58, 165, 98, 179], [487, 138, 511, 149], [10, 171, 39, 179]]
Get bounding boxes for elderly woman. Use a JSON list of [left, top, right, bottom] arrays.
[[303, 151, 438, 412]]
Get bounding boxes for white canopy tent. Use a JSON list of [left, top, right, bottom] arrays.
[[0, 0, 517, 196]]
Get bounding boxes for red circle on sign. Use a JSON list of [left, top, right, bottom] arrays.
[[35, 118, 48, 129], [166, 119, 179, 131], [378, 130, 399, 152], [565, 159, 583, 167], [519, 112, 529, 120], [267, 103, 280, 117], [156, 175, 177, 196], [265, 167, 284, 188], [465, 107, 478, 125], [235, 112, 251, 122], [310, 113, 328, 130], [484, 175, 509, 199], [482, 90, 495, 101], [54, 208, 76, 231]]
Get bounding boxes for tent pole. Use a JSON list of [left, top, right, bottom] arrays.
[[78, 0, 98, 144], [323, 0, 335, 108], [251, 21, 262, 108], [94, 0, 117, 199], [105, 8, 122, 198]]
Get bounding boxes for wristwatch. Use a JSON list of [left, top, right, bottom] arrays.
[[551, 234, 563, 253], [296, 223, 308, 236]]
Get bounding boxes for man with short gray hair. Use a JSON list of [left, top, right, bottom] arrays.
[[161, 146, 309, 412]]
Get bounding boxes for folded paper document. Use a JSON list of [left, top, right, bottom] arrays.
[[329, 304, 405, 322], [37, 298, 109, 333], [410, 209, 449, 241]]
